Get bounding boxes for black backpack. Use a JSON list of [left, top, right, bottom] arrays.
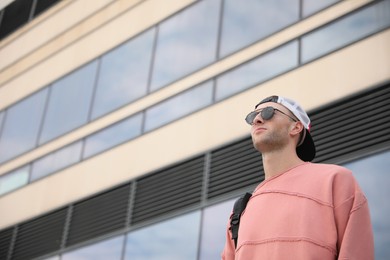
[[229, 192, 252, 248]]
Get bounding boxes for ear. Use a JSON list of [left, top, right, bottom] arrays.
[[289, 121, 304, 138]]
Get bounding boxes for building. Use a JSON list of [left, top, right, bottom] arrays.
[[0, 0, 389, 259]]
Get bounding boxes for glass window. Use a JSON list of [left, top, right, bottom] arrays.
[[124, 211, 201, 260], [39, 61, 98, 144], [62, 235, 124, 260], [220, 0, 299, 57], [302, 0, 339, 17], [91, 29, 155, 120], [31, 141, 83, 181], [301, 0, 390, 63], [344, 150, 390, 260], [150, 0, 220, 91], [199, 199, 235, 260], [83, 113, 143, 158], [0, 166, 29, 196], [0, 89, 48, 164], [144, 81, 213, 132], [216, 41, 298, 101], [0, 111, 4, 132]]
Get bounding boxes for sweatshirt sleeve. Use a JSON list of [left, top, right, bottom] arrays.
[[221, 214, 235, 260], [333, 171, 374, 259]]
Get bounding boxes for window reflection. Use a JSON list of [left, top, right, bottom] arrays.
[[91, 29, 155, 119], [83, 113, 143, 158], [216, 41, 298, 101], [301, 0, 390, 63], [39, 61, 98, 144], [124, 211, 200, 260], [302, 0, 339, 17], [0, 111, 4, 131], [199, 199, 235, 260], [31, 141, 83, 181], [62, 235, 124, 260], [0, 88, 48, 164], [220, 0, 299, 57], [0, 166, 29, 196], [145, 81, 213, 132], [344, 150, 390, 260], [150, 0, 220, 91]]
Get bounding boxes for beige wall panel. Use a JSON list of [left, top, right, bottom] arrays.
[[0, 0, 195, 110], [0, 0, 114, 72], [0, 28, 389, 229], [0, 0, 143, 88]]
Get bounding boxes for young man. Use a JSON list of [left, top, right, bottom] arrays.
[[221, 96, 374, 259]]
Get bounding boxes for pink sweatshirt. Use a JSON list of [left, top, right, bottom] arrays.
[[222, 162, 374, 260]]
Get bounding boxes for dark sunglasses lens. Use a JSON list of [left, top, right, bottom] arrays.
[[261, 107, 275, 120], [245, 111, 257, 124]]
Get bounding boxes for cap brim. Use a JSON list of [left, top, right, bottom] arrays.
[[296, 129, 316, 162]]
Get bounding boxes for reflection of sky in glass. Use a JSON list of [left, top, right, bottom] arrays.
[[145, 81, 213, 132], [39, 61, 98, 144], [125, 211, 200, 260], [0, 88, 47, 164], [343, 150, 390, 260], [91, 29, 155, 119], [42, 256, 60, 260], [83, 113, 143, 158], [31, 141, 83, 181], [0, 166, 29, 195], [220, 0, 299, 57], [216, 41, 298, 101], [62, 235, 124, 260], [199, 199, 235, 260], [150, 0, 220, 91], [0, 111, 4, 130], [303, 0, 339, 17], [302, 0, 390, 63]]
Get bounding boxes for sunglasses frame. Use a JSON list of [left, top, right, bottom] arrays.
[[245, 106, 297, 125]]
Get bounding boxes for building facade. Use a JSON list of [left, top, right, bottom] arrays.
[[0, 0, 389, 259]]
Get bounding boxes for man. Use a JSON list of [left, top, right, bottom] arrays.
[[221, 95, 374, 259]]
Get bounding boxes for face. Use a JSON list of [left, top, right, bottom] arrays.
[[249, 102, 300, 153]]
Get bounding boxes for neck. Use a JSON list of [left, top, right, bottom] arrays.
[[261, 148, 304, 179]]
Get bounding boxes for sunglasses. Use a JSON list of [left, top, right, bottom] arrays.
[[245, 106, 297, 125]]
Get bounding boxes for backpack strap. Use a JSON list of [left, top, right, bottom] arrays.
[[229, 192, 252, 248]]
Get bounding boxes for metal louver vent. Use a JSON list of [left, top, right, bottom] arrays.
[[66, 184, 131, 247], [0, 227, 13, 260], [208, 138, 263, 199], [12, 208, 67, 260], [311, 84, 390, 163], [131, 156, 204, 224]]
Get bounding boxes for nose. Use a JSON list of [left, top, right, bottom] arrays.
[[252, 113, 263, 125]]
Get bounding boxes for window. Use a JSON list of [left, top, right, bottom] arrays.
[[83, 113, 143, 158], [216, 41, 298, 101], [31, 141, 83, 181], [62, 235, 124, 260], [199, 199, 235, 260], [150, 0, 220, 91], [39, 61, 98, 144], [219, 0, 299, 57], [0, 89, 48, 164], [91, 29, 155, 119], [124, 211, 201, 260], [302, 0, 339, 17], [144, 81, 213, 132], [344, 150, 390, 260], [0, 0, 33, 39], [301, 0, 390, 63], [0, 166, 29, 196]]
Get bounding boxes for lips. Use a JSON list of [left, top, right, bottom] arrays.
[[252, 127, 266, 134]]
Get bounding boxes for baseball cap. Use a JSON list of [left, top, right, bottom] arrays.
[[255, 95, 316, 162]]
